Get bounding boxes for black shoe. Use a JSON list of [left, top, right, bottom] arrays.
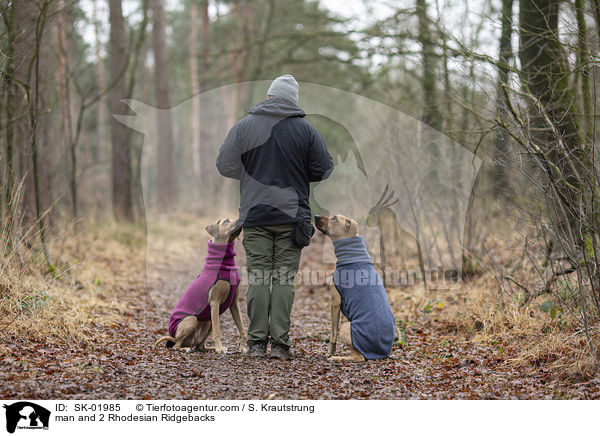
[[246, 341, 267, 357], [270, 343, 294, 360]]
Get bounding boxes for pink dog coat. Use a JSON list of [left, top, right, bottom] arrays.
[[168, 241, 240, 337]]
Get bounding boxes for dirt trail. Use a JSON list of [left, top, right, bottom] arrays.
[[1, 235, 596, 399]]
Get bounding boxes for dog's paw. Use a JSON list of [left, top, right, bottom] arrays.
[[240, 344, 248, 354], [179, 347, 194, 353], [215, 346, 228, 354], [327, 343, 337, 357]]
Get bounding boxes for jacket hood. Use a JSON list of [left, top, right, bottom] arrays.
[[249, 96, 305, 118]]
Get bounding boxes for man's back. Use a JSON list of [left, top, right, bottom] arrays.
[[216, 96, 333, 227]]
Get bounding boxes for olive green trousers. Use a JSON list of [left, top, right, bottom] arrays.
[[243, 224, 302, 348]]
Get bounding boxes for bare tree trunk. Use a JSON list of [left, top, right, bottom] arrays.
[[519, 0, 585, 244], [229, 0, 252, 120], [15, 0, 54, 263], [492, 0, 513, 196], [140, 42, 153, 211], [434, 0, 452, 135], [56, 0, 78, 217], [416, 0, 440, 131], [151, 0, 176, 210], [11, 0, 53, 230], [245, 0, 274, 107], [93, 0, 107, 164], [200, 0, 211, 91], [519, 0, 580, 147], [2, 0, 17, 213], [109, 0, 133, 221], [189, 0, 201, 178], [574, 0, 592, 138], [199, 0, 216, 196], [592, 0, 600, 44], [12, 0, 40, 228], [416, 0, 441, 188], [125, 0, 150, 220]]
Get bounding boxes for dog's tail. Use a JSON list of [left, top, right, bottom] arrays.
[[154, 335, 177, 347]]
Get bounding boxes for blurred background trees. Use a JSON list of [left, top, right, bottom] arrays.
[[0, 0, 599, 350]]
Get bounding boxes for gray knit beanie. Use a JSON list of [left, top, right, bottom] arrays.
[[267, 74, 299, 104]]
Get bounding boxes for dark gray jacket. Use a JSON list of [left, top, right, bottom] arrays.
[[216, 97, 333, 227]]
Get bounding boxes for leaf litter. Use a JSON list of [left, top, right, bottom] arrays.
[[0, 233, 598, 400]]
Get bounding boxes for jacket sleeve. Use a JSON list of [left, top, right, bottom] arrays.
[[307, 126, 334, 182], [216, 123, 243, 180]]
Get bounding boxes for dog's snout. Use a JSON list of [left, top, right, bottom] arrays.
[[314, 215, 329, 234]]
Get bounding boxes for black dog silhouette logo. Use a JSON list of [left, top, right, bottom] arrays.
[[3, 402, 50, 433]]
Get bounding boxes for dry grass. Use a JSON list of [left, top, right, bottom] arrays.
[[446, 275, 599, 374], [1, 208, 598, 383], [379, 211, 600, 383], [0, 216, 147, 352], [0, 210, 231, 356], [386, 268, 600, 381]]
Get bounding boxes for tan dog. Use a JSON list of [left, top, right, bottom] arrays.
[[315, 214, 396, 362], [154, 218, 248, 354]]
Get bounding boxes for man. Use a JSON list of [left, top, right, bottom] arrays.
[[216, 74, 333, 359]]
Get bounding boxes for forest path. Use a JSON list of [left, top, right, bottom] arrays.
[[0, 235, 582, 399]]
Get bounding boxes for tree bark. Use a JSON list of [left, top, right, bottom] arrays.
[[93, 0, 107, 164], [199, 0, 216, 195], [519, 0, 579, 143], [492, 0, 513, 196], [12, 0, 41, 227], [10, 0, 54, 263], [229, 0, 252, 122], [200, 0, 211, 92], [251, 0, 274, 83], [11, 0, 53, 235], [592, 0, 600, 44], [435, 0, 452, 135], [109, 0, 134, 221], [519, 0, 585, 242], [416, 0, 440, 131], [151, 0, 176, 210], [189, 0, 201, 178], [415, 0, 441, 187], [124, 0, 150, 219], [2, 0, 17, 212], [574, 0, 592, 138], [56, 0, 77, 217]]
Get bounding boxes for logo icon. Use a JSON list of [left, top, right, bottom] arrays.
[[3, 402, 50, 433]]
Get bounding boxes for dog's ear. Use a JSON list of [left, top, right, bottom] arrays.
[[349, 219, 359, 236], [343, 218, 358, 236]]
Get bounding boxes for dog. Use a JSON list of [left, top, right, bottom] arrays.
[[315, 214, 396, 361], [154, 218, 247, 354]]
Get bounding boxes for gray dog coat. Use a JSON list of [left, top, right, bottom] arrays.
[[332, 236, 396, 360]]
